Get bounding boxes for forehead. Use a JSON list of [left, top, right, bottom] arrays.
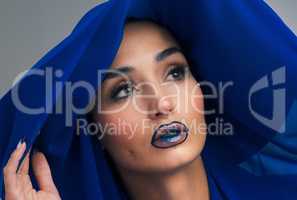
[[111, 22, 179, 67], [100, 46, 184, 84]]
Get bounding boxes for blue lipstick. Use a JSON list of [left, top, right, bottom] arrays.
[[151, 121, 189, 149]]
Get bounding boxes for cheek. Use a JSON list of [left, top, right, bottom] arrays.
[[98, 111, 149, 170], [190, 84, 205, 113], [180, 79, 205, 116], [184, 81, 207, 150]]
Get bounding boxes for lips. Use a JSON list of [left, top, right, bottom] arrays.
[[151, 121, 189, 149]]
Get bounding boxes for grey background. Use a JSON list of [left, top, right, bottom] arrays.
[[0, 0, 296, 98]]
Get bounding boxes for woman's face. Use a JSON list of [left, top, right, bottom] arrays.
[[93, 21, 206, 174]]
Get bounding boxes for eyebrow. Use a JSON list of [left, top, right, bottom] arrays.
[[155, 46, 182, 62], [101, 66, 134, 83], [101, 46, 182, 83]]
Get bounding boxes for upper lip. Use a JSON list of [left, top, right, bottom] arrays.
[[152, 121, 189, 141]]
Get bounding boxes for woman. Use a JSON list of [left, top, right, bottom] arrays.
[[4, 18, 210, 200], [1, 0, 297, 199]]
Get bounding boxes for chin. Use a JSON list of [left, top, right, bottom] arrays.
[[117, 135, 205, 174], [147, 138, 204, 174]]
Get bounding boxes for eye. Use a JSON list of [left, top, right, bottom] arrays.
[[165, 64, 188, 81], [110, 80, 137, 101]]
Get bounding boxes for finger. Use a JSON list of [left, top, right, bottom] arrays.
[[4, 141, 26, 174], [18, 174, 33, 193], [32, 151, 59, 195], [3, 140, 26, 191], [18, 148, 31, 175]]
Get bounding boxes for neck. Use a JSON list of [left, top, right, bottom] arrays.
[[118, 156, 209, 200]]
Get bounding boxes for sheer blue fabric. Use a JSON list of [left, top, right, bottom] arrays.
[[1, 0, 297, 199]]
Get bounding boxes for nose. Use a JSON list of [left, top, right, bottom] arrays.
[[148, 93, 176, 120]]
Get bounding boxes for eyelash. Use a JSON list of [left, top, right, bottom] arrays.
[[166, 64, 189, 81], [110, 64, 189, 101], [110, 80, 137, 101]]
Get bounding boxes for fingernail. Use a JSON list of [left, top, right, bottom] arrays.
[[16, 139, 22, 149], [21, 137, 26, 143], [16, 137, 26, 149]]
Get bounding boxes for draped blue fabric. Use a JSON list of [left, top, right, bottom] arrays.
[[1, 0, 297, 199]]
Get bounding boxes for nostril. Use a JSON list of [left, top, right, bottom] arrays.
[[147, 94, 175, 119], [158, 99, 174, 113], [157, 106, 173, 116], [155, 112, 163, 117]]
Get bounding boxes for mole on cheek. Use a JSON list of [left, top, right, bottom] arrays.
[[127, 149, 137, 160]]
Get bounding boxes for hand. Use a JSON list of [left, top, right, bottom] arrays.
[[3, 140, 61, 200]]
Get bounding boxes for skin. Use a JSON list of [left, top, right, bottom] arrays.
[[3, 141, 61, 200], [93, 21, 209, 200], [3, 20, 209, 200]]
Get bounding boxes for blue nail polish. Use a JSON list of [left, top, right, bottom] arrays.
[[16, 139, 22, 149], [16, 137, 27, 173]]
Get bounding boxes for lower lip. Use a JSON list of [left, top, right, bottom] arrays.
[[151, 130, 189, 149]]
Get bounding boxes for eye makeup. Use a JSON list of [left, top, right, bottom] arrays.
[[109, 79, 137, 101], [164, 63, 189, 81], [107, 63, 190, 102]]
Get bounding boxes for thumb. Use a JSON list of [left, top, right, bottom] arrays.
[[31, 150, 59, 195]]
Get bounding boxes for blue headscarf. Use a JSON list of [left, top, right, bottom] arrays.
[[1, 0, 297, 199]]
